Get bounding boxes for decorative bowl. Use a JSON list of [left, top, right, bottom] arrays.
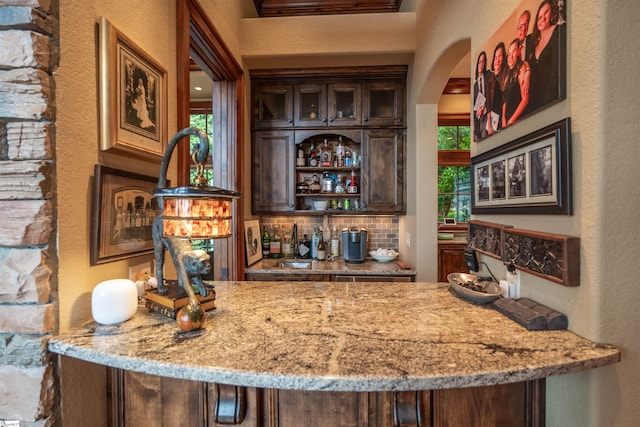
[[369, 249, 398, 263], [313, 200, 328, 210], [447, 273, 503, 304]]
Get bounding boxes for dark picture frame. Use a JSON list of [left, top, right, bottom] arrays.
[[99, 17, 168, 160], [473, 0, 566, 142], [90, 165, 162, 265], [244, 218, 263, 267], [471, 117, 571, 214]]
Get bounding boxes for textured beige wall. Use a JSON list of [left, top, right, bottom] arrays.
[[56, 0, 178, 331], [410, 0, 639, 425]]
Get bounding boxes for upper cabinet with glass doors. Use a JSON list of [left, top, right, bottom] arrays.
[[251, 66, 406, 130]]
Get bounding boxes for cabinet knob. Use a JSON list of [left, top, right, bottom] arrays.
[[288, 119, 293, 123], [364, 117, 369, 122], [322, 118, 327, 123], [329, 117, 334, 122]]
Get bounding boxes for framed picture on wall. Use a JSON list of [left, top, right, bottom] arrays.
[[90, 165, 162, 265], [473, 0, 567, 142], [99, 17, 168, 160], [471, 117, 572, 214], [244, 218, 262, 267]]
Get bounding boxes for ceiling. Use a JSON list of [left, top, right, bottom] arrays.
[[190, 0, 469, 102]]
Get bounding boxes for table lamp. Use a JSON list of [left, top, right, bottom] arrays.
[[152, 127, 240, 330]]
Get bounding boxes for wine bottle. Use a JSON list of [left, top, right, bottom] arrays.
[[269, 225, 282, 258], [317, 237, 326, 261], [261, 226, 270, 258], [311, 227, 320, 259], [330, 226, 340, 258]]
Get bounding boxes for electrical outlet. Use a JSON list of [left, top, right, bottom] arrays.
[[505, 264, 521, 298], [512, 269, 521, 298], [405, 232, 411, 248], [128, 261, 153, 282]]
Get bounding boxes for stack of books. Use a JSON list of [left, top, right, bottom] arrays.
[[145, 281, 215, 319]]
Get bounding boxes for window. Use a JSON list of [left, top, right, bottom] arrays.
[[438, 117, 471, 223], [189, 110, 214, 184]]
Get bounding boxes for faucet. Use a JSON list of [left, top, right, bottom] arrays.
[[292, 223, 298, 258]]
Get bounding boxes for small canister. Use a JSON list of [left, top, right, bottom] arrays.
[[343, 199, 351, 210], [322, 175, 334, 193]]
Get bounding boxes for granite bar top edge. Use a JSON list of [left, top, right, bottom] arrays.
[[48, 281, 620, 392]]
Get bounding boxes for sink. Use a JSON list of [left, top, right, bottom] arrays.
[[274, 261, 311, 269]]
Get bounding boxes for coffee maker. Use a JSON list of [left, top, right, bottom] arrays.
[[342, 227, 368, 264]]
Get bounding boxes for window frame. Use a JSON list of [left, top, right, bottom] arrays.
[[438, 113, 471, 224]]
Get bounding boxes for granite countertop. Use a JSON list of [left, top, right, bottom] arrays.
[[246, 258, 416, 276], [48, 281, 620, 392]]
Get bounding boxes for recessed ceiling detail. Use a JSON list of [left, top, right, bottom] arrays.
[[253, 0, 403, 17]]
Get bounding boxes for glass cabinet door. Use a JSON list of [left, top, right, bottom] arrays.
[[294, 84, 327, 127], [252, 84, 294, 128], [328, 83, 361, 127], [363, 80, 405, 127]]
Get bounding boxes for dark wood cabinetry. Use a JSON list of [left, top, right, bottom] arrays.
[[438, 242, 469, 282], [362, 128, 405, 212], [252, 131, 295, 212], [101, 366, 543, 426], [251, 66, 406, 216]]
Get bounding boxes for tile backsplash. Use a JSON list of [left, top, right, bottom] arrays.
[[259, 215, 399, 251]]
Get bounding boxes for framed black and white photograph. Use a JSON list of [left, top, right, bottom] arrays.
[[471, 117, 572, 214], [244, 218, 262, 267], [90, 165, 162, 265], [491, 160, 506, 199], [473, 0, 566, 142], [99, 17, 168, 160]]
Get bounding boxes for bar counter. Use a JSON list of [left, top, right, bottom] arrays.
[[48, 281, 619, 392]]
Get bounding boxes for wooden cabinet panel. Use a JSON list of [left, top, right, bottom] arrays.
[[363, 79, 405, 127], [328, 82, 362, 126], [252, 131, 295, 213], [98, 365, 542, 427], [362, 129, 405, 213], [438, 243, 468, 282], [432, 381, 542, 427], [252, 84, 294, 128], [118, 370, 206, 426], [294, 84, 327, 127]]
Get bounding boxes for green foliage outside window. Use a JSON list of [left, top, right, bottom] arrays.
[[437, 125, 471, 222], [437, 126, 471, 150], [189, 113, 214, 185]]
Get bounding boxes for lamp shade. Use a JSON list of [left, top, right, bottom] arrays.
[[155, 186, 240, 239]]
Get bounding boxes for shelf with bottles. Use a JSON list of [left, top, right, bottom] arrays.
[[295, 135, 361, 169], [295, 169, 360, 198]]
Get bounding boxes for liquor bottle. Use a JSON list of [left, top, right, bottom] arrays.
[[330, 226, 340, 258], [298, 234, 311, 259], [269, 225, 282, 258], [282, 231, 293, 259], [320, 139, 332, 166], [261, 226, 270, 258], [317, 237, 326, 261], [311, 227, 320, 259], [347, 170, 358, 194], [309, 143, 318, 167], [336, 137, 345, 167], [296, 175, 309, 194]]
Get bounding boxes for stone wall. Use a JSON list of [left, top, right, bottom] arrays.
[[0, 0, 59, 425]]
